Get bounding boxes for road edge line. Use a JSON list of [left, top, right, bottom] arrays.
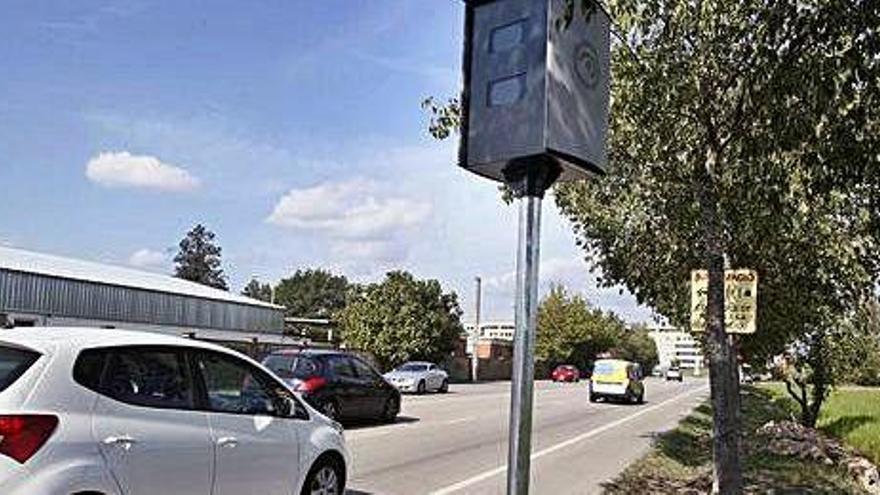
[[428, 384, 710, 495]]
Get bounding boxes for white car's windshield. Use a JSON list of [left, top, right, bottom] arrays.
[[397, 364, 428, 372]]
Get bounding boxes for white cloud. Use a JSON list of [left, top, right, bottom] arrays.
[[128, 248, 169, 270], [266, 179, 431, 276], [86, 151, 200, 192], [266, 179, 431, 239]]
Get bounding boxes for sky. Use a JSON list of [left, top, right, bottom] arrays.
[[0, 0, 654, 324]]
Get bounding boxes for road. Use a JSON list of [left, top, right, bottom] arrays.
[[344, 377, 709, 495]]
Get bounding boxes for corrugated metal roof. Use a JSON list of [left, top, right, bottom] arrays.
[[0, 246, 282, 310]]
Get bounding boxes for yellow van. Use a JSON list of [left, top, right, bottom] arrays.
[[589, 359, 645, 404]]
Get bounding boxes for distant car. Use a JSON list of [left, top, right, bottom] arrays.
[[665, 366, 683, 382], [263, 349, 401, 423], [0, 327, 349, 495], [551, 365, 580, 382], [651, 365, 663, 377], [589, 359, 645, 404], [383, 362, 449, 394]]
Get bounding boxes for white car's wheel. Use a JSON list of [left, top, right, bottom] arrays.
[[303, 459, 343, 495]]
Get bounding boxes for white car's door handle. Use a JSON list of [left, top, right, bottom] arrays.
[[217, 436, 239, 448], [103, 435, 137, 451]]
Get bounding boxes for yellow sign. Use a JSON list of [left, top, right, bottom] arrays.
[[690, 269, 758, 334]]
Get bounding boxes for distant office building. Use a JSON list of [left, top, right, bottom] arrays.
[[648, 326, 703, 371], [0, 246, 288, 350], [464, 321, 515, 341]]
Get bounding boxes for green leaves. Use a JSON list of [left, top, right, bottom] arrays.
[[555, 0, 880, 365], [421, 97, 461, 141], [173, 224, 228, 291], [536, 284, 657, 372], [241, 278, 273, 303], [339, 271, 463, 371], [274, 269, 350, 319]]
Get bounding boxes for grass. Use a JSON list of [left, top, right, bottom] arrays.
[[602, 386, 864, 494], [761, 383, 880, 465]]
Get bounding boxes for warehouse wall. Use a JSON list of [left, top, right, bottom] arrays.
[[0, 269, 283, 332]]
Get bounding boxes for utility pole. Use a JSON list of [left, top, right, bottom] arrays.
[[473, 276, 482, 382]]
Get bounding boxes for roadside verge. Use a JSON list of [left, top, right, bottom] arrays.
[[602, 387, 865, 494]]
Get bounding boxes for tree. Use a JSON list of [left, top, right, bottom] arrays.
[[781, 298, 880, 426], [610, 324, 659, 374], [339, 271, 464, 371], [425, 1, 880, 491], [536, 284, 622, 371], [173, 224, 228, 290], [274, 269, 350, 318], [241, 278, 273, 303], [846, 299, 880, 387]]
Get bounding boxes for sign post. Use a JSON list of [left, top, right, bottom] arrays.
[[459, 1, 610, 493]]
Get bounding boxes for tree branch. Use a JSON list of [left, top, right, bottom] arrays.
[[784, 377, 808, 412]]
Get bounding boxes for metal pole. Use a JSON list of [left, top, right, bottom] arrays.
[[473, 276, 482, 382], [506, 193, 542, 495]]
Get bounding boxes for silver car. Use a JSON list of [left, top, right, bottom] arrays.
[[383, 362, 449, 394]]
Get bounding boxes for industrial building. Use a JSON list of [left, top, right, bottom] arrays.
[[0, 246, 290, 352], [464, 321, 515, 341], [648, 325, 704, 373]]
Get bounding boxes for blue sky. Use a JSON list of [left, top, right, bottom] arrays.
[[0, 0, 652, 323]]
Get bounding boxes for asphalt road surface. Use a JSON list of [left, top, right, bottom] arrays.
[[345, 377, 709, 495]]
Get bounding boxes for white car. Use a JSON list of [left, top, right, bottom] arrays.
[[0, 327, 350, 495], [383, 361, 449, 394], [665, 366, 684, 382]]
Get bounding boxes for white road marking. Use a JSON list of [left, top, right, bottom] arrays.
[[444, 416, 475, 425], [428, 385, 709, 495]]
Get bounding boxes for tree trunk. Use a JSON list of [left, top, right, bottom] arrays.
[[697, 146, 743, 494], [806, 331, 829, 428]]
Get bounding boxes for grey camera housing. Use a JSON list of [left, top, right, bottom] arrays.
[[460, 0, 610, 182]]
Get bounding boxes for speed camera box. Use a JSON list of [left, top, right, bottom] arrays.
[[460, 0, 610, 182]]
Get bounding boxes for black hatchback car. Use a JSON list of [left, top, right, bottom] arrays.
[[262, 349, 400, 423]]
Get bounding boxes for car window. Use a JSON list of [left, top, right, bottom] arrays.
[[73, 348, 109, 392], [350, 357, 380, 380], [593, 362, 615, 375], [262, 354, 296, 378], [292, 356, 321, 378], [103, 347, 194, 410], [0, 346, 40, 393], [262, 354, 321, 380], [196, 351, 288, 416], [326, 355, 356, 379], [628, 365, 641, 380]]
